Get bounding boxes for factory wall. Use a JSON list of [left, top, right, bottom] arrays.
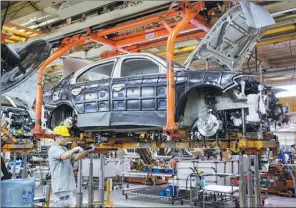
[[278, 97, 296, 112], [274, 132, 296, 147]]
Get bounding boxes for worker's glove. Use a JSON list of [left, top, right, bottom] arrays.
[[73, 146, 84, 153], [85, 144, 96, 152]]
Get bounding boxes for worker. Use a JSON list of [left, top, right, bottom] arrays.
[[48, 125, 95, 207]]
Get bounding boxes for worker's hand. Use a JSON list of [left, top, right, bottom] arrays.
[[86, 144, 96, 152], [73, 146, 84, 153]]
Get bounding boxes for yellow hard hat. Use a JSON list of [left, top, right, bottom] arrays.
[[53, 126, 70, 137]]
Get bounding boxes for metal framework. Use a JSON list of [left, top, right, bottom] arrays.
[[33, 1, 209, 138]]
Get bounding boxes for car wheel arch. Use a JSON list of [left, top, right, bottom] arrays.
[[48, 102, 76, 129], [175, 84, 224, 126]]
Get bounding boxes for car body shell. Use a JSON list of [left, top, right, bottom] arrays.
[[44, 53, 247, 132]]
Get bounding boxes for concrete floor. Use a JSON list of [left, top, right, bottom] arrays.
[[35, 184, 296, 207]]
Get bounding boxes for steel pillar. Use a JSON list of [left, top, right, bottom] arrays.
[[12, 152, 16, 179], [88, 154, 94, 207], [22, 152, 27, 178], [254, 155, 261, 207], [76, 159, 83, 207], [239, 108, 247, 207], [98, 153, 105, 205], [247, 156, 255, 207], [241, 108, 246, 135], [239, 152, 247, 207]]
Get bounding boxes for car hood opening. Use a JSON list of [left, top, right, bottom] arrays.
[[184, 4, 272, 71]]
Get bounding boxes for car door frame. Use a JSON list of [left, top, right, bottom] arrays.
[[110, 54, 168, 128], [68, 58, 118, 129], [112, 54, 166, 78], [70, 57, 118, 84]]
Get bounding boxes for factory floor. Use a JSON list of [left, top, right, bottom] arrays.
[[35, 184, 296, 207]]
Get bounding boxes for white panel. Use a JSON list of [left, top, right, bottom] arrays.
[[274, 132, 295, 146], [82, 158, 130, 178], [176, 160, 239, 190], [176, 161, 194, 190], [105, 158, 119, 178], [63, 58, 92, 78], [57, 1, 111, 19]]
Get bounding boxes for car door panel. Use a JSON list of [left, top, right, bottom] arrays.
[[45, 74, 73, 105], [70, 77, 111, 128], [111, 71, 167, 128]]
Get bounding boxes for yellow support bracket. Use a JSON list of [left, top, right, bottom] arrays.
[[228, 139, 277, 154], [2, 143, 34, 153], [96, 141, 195, 150]]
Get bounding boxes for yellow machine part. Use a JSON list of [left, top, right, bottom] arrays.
[[228, 139, 277, 154], [104, 178, 114, 207]]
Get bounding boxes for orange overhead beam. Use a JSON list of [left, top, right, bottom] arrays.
[[90, 34, 128, 53], [130, 32, 204, 52], [115, 24, 199, 47], [96, 10, 180, 37], [100, 31, 205, 58], [90, 34, 116, 47], [111, 23, 179, 41], [189, 17, 210, 32]]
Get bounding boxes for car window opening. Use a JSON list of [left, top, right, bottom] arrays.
[[121, 58, 160, 77], [76, 62, 114, 82]]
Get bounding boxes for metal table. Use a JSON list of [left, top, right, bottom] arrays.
[[189, 172, 238, 207], [122, 171, 184, 205]]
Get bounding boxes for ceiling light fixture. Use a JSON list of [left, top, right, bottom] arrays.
[[275, 84, 296, 98]]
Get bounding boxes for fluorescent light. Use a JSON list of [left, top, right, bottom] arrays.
[[276, 85, 296, 98], [271, 8, 296, 17]]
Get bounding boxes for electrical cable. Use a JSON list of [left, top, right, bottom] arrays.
[[247, 54, 252, 74], [42, 9, 49, 32], [1, 1, 10, 31], [9, 2, 29, 21]]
